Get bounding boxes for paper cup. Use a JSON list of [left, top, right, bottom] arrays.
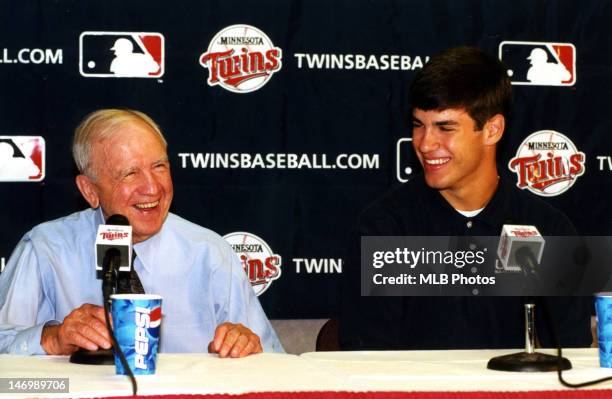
[[110, 294, 162, 375], [595, 293, 612, 367]]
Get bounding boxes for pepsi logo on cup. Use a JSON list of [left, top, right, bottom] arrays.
[[134, 305, 161, 370]]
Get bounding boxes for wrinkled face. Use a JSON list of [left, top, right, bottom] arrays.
[[83, 121, 173, 243], [411, 108, 489, 192]]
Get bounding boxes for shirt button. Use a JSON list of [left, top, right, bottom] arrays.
[[21, 342, 28, 352], [466, 221, 473, 228], [471, 266, 478, 273], [469, 243, 477, 250]]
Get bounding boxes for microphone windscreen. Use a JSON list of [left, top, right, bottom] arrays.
[[106, 214, 130, 226], [96, 215, 133, 273]]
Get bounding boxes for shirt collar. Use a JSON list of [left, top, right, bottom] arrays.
[[133, 220, 164, 273], [425, 175, 507, 230], [95, 207, 105, 226]]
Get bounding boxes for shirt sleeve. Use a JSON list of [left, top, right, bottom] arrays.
[[0, 236, 58, 355], [211, 241, 285, 353]]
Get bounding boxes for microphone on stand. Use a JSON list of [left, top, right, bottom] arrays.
[[98, 214, 132, 298], [70, 214, 132, 366], [487, 225, 572, 372]]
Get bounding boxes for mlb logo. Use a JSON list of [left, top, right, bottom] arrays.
[[79, 31, 164, 78], [0, 136, 45, 182], [396, 138, 418, 183], [499, 41, 576, 86]]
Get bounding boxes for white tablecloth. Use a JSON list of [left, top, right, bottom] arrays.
[[1, 349, 612, 398], [0, 353, 350, 398], [300, 348, 612, 391]]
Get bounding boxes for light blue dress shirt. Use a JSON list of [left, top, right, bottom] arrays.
[[0, 208, 283, 354]]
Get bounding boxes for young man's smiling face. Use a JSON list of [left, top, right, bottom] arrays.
[[411, 107, 495, 195], [77, 121, 173, 243]]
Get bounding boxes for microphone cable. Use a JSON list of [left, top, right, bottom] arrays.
[[99, 213, 137, 395], [539, 298, 612, 388], [101, 246, 137, 395], [103, 294, 138, 396]]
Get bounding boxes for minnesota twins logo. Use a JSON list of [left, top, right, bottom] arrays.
[[508, 130, 585, 196], [200, 25, 282, 93], [224, 231, 282, 295]]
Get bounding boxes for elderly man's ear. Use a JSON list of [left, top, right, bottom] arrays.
[[76, 175, 100, 209]]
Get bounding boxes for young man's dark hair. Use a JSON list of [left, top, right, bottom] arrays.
[[409, 46, 512, 130]]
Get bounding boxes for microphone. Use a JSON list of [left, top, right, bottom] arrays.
[[516, 246, 540, 276], [92, 214, 139, 394], [70, 213, 133, 368], [488, 224, 572, 372], [102, 247, 121, 299], [496, 224, 545, 274], [95, 214, 132, 298]]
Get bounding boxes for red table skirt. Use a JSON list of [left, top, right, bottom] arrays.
[[99, 390, 612, 399]]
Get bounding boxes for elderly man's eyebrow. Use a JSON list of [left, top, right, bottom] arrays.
[[116, 166, 137, 177], [153, 156, 169, 165]]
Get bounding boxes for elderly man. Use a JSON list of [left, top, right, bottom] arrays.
[[0, 109, 283, 357]]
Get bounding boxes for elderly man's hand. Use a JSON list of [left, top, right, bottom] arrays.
[[40, 304, 111, 355], [208, 322, 263, 358]]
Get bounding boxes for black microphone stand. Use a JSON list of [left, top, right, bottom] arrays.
[[487, 300, 571, 372]]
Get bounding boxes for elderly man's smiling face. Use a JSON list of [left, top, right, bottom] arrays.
[[76, 120, 173, 243]]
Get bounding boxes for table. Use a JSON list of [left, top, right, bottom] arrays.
[[1, 349, 612, 398], [0, 353, 348, 397], [301, 349, 612, 391]]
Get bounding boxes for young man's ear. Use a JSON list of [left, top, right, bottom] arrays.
[[483, 114, 505, 145], [75, 174, 100, 209]]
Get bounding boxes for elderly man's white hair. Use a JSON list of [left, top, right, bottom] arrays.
[[72, 109, 167, 179]]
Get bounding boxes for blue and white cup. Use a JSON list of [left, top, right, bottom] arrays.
[[595, 293, 612, 367], [110, 294, 162, 375]]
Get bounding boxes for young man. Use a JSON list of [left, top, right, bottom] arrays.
[[0, 109, 283, 356], [339, 46, 591, 350]]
